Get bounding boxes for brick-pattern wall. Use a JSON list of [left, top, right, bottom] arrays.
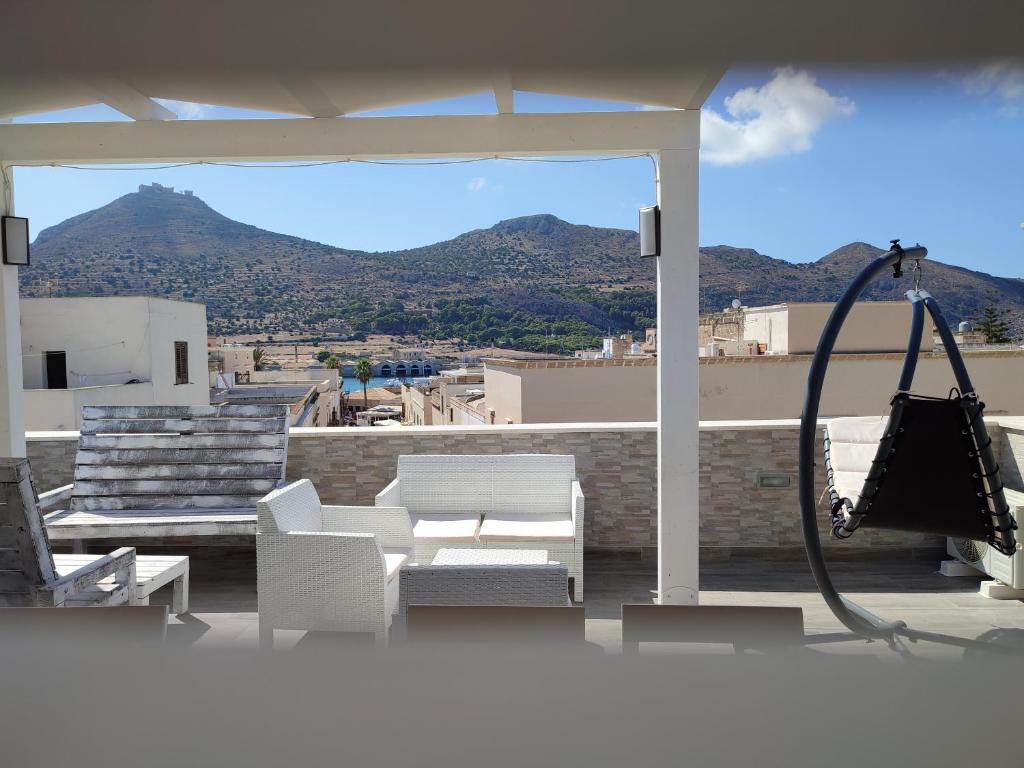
[[26, 437, 77, 491], [26, 423, 954, 553]]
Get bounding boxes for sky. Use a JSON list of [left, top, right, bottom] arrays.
[[10, 63, 1024, 276]]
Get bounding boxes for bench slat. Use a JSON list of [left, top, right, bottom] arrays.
[[83, 405, 288, 419], [80, 433, 286, 450], [76, 449, 285, 465], [71, 479, 277, 497], [80, 417, 286, 435], [68, 495, 265, 511], [75, 464, 282, 481]]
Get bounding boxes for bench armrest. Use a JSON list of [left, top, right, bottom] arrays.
[[37, 483, 73, 511], [321, 505, 414, 551], [38, 547, 136, 605], [375, 478, 400, 507]]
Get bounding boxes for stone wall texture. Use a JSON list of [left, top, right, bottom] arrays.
[[27, 419, 989, 554]]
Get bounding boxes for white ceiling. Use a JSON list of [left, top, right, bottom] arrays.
[[1, 1, 1020, 121]]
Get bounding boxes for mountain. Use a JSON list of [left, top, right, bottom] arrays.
[[21, 185, 1024, 349]]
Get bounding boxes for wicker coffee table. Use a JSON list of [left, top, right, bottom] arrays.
[[399, 548, 569, 613], [431, 548, 550, 566]]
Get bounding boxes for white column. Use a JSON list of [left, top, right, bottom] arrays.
[[0, 164, 26, 458], [656, 147, 699, 604]]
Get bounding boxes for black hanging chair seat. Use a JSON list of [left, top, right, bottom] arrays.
[[799, 241, 1019, 641], [823, 392, 1016, 551]]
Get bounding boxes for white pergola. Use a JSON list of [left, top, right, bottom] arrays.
[[4, 0, 1014, 606]]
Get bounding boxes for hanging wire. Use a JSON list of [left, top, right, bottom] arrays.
[[8, 153, 655, 173]]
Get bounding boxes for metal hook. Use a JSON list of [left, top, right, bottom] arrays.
[[912, 260, 922, 292]]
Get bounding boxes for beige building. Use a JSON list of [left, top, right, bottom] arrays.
[[740, 301, 928, 355], [21, 297, 209, 431], [481, 350, 1024, 424], [483, 357, 656, 424]]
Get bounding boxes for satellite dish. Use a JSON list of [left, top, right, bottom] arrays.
[[731, 299, 742, 310]]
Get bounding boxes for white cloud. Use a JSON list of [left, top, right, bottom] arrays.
[[962, 61, 1024, 106], [154, 99, 212, 120], [466, 176, 487, 192], [700, 67, 855, 166]]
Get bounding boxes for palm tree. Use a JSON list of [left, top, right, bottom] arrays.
[[252, 346, 267, 371], [355, 357, 373, 410], [324, 355, 340, 370]]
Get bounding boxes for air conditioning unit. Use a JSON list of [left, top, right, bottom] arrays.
[[947, 489, 1024, 588]]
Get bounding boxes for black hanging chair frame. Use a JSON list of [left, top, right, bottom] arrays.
[[799, 241, 1017, 641]]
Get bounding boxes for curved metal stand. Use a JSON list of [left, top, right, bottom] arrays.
[[798, 243, 927, 640]]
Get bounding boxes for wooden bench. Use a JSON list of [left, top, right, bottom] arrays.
[[42, 404, 290, 546], [0, 458, 137, 608]]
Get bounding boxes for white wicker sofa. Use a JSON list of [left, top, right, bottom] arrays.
[[257, 479, 413, 646], [375, 454, 584, 600]]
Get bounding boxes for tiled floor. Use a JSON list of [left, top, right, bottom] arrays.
[[143, 548, 1024, 658]]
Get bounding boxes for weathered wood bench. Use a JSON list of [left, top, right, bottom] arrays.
[[42, 404, 290, 546], [1, 458, 137, 608]]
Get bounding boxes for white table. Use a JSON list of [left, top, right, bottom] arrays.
[[431, 548, 549, 566], [54, 554, 190, 614]]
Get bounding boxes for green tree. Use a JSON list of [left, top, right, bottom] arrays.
[[324, 355, 341, 370], [973, 299, 1013, 344], [355, 357, 374, 410], [316, 349, 331, 363], [252, 346, 268, 371]]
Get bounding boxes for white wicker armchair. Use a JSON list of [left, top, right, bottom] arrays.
[[257, 479, 413, 646]]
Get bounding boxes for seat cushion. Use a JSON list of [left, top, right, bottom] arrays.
[[410, 514, 481, 543], [383, 549, 410, 581], [478, 513, 575, 542]]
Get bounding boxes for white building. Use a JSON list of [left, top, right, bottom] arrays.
[[21, 297, 210, 430]]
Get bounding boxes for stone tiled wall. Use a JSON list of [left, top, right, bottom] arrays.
[[28, 421, 960, 553]]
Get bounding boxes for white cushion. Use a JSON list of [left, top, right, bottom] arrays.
[[383, 550, 409, 581], [490, 454, 575, 515], [478, 513, 575, 542], [397, 455, 492, 515], [395, 454, 576, 515], [825, 416, 887, 504], [410, 514, 481, 543]]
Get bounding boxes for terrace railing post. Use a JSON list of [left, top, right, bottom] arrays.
[[656, 142, 700, 605]]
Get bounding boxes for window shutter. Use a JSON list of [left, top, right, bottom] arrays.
[[174, 341, 189, 385]]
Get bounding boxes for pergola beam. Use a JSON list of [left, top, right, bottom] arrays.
[[277, 75, 342, 118], [493, 71, 515, 114], [79, 78, 178, 121], [0, 110, 697, 165]]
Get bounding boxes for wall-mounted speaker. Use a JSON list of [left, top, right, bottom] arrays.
[[1, 216, 29, 266], [639, 205, 659, 258]]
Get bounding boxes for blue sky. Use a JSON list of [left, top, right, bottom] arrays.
[[11, 64, 1024, 276]]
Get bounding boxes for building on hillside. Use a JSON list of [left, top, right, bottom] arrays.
[[356, 405, 404, 427], [642, 328, 657, 354], [700, 301, 928, 357], [339, 358, 444, 378], [575, 333, 648, 360], [481, 348, 1024, 424], [483, 357, 655, 424], [208, 344, 255, 381], [343, 385, 403, 423], [21, 296, 209, 431], [210, 374, 339, 427]]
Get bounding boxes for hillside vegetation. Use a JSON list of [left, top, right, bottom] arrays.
[[22, 186, 1024, 352]]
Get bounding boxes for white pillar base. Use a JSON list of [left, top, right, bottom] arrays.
[[979, 579, 1024, 600], [938, 560, 981, 577]]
